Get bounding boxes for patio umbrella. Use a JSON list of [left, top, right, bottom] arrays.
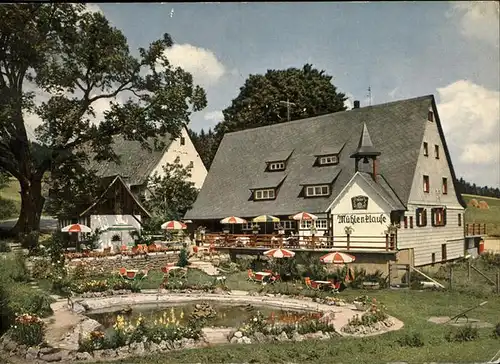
[[290, 212, 318, 221], [253, 215, 280, 234], [220, 216, 247, 234], [61, 223, 91, 233], [320, 251, 356, 264], [263, 248, 295, 258], [161, 221, 187, 230]]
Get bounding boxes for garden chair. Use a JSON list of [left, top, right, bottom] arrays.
[[304, 277, 319, 290], [247, 269, 256, 282], [118, 267, 127, 279], [328, 279, 341, 293]]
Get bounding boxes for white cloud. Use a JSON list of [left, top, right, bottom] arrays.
[[449, 2, 499, 47], [83, 4, 103, 15], [203, 110, 223, 124], [343, 92, 354, 110], [162, 44, 226, 87], [437, 80, 500, 186]]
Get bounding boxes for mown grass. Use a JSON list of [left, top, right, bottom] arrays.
[[463, 194, 500, 236]]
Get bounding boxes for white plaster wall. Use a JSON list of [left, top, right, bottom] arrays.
[[149, 127, 207, 189], [329, 174, 392, 249], [90, 214, 142, 250], [401, 107, 465, 266]]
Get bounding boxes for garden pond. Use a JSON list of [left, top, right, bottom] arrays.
[[87, 301, 323, 330]]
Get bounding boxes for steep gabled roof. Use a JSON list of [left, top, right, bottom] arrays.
[[185, 95, 439, 220], [86, 133, 174, 186]]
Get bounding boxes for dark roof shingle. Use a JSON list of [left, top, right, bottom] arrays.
[[185, 96, 437, 219]]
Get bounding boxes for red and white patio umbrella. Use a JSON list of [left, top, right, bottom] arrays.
[[290, 212, 318, 221], [263, 248, 296, 258], [220, 216, 247, 224], [161, 221, 187, 230], [61, 223, 92, 233], [320, 251, 356, 264]]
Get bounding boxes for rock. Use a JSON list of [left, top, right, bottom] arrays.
[[3, 338, 17, 352], [212, 287, 228, 295], [75, 352, 92, 361], [183, 338, 197, 349], [40, 351, 64, 362], [148, 341, 161, 352], [71, 302, 86, 314], [116, 345, 130, 357], [101, 349, 118, 358], [159, 340, 169, 351], [277, 331, 289, 342], [234, 331, 243, 338], [292, 332, 304, 342], [26, 347, 40, 360], [252, 332, 267, 343], [242, 336, 251, 344], [172, 340, 183, 350], [129, 341, 145, 355], [230, 337, 238, 344], [40, 346, 57, 355], [236, 337, 244, 344]]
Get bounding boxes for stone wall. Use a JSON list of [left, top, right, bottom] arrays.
[[65, 252, 180, 273]]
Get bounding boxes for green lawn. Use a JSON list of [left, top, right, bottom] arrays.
[[463, 194, 500, 236], [0, 178, 21, 202]]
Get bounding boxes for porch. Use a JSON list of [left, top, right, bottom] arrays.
[[200, 232, 397, 252]]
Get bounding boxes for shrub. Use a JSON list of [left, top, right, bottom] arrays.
[[177, 248, 190, 267], [9, 313, 45, 346], [7, 285, 54, 318], [445, 324, 479, 342], [31, 259, 52, 280], [0, 240, 11, 252], [0, 252, 30, 282], [72, 262, 89, 280], [397, 332, 425, 347], [493, 322, 500, 339], [0, 197, 19, 220]]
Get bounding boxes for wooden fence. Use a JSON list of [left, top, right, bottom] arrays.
[[465, 223, 487, 236], [200, 233, 396, 251]]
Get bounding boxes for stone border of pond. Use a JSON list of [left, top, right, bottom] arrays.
[[0, 291, 404, 363]]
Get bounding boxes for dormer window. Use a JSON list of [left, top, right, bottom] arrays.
[[305, 185, 330, 197], [254, 189, 275, 200], [268, 162, 285, 171], [318, 155, 339, 166]]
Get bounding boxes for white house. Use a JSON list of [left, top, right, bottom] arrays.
[[184, 95, 467, 267], [59, 126, 208, 248]]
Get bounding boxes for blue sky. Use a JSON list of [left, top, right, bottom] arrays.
[[76, 3, 500, 186]]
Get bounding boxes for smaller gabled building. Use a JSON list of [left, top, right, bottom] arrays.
[[185, 95, 467, 267]]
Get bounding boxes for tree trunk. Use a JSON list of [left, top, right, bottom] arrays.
[[11, 177, 45, 249]]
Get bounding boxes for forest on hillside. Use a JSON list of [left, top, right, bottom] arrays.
[[456, 177, 500, 198]]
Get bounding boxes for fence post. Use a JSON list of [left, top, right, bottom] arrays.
[[468, 260, 471, 281], [346, 234, 350, 250], [385, 234, 389, 251], [388, 263, 392, 287], [497, 271, 500, 295], [449, 266, 453, 290]]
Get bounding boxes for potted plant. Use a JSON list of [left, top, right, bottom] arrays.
[[344, 225, 354, 235], [252, 224, 260, 234], [353, 295, 371, 311], [277, 224, 285, 235]]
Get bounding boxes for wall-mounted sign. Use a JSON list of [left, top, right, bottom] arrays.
[[337, 214, 387, 225], [351, 195, 369, 210]]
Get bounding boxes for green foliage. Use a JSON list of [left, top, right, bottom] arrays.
[[0, 171, 9, 190], [445, 324, 479, 342], [0, 240, 11, 252], [191, 63, 347, 168], [493, 322, 500, 339], [9, 314, 45, 346], [0, 4, 207, 242], [177, 248, 190, 268], [144, 157, 199, 222], [299, 254, 327, 280], [31, 258, 52, 279], [0, 196, 19, 220], [397, 331, 425, 347]]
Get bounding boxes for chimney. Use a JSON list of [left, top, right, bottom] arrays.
[[353, 100, 360, 109]]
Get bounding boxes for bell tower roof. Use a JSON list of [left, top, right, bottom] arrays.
[[350, 123, 381, 158]]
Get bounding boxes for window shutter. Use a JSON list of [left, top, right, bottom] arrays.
[[431, 208, 435, 227], [415, 208, 420, 226], [443, 209, 447, 226], [423, 209, 427, 227]]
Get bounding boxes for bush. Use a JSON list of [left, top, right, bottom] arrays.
[[7, 285, 54, 318], [493, 322, 500, 338], [31, 259, 52, 280], [177, 248, 190, 267], [0, 240, 11, 253], [0, 252, 30, 282], [397, 332, 425, 347], [0, 197, 19, 220], [445, 324, 479, 342], [9, 313, 45, 346]]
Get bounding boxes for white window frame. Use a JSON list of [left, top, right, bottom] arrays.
[[274, 221, 295, 230], [269, 162, 285, 171], [305, 185, 330, 197], [242, 223, 254, 230], [315, 219, 328, 229], [254, 188, 276, 200], [318, 155, 338, 165], [423, 175, 430, 193], [300, 220, 312, 229], [433, 208, 446, 227]]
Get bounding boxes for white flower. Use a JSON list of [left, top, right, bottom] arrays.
[[253, 318, 258, 322]]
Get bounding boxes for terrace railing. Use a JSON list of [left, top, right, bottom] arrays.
[[202, 233, 396, 252], [465, 223, 487, 236]]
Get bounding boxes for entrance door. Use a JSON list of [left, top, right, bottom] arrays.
[[441, 244, 447, 261]]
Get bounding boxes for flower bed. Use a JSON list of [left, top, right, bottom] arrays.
[[341, 298, 394, 335], [9, 314, 45, 346], [228, 310, 338, 344], [64, 247, 180, 261]]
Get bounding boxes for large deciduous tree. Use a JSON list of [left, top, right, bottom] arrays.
[[190, 64, 347, 169], [0, 4, 206, 247]]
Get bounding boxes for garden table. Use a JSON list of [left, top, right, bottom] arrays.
[[254, 272, 272, 284], [313, 280, 333, 290], [125, 269, 139, 280]]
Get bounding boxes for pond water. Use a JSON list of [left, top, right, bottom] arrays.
[[87, 301, 320, 329]]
